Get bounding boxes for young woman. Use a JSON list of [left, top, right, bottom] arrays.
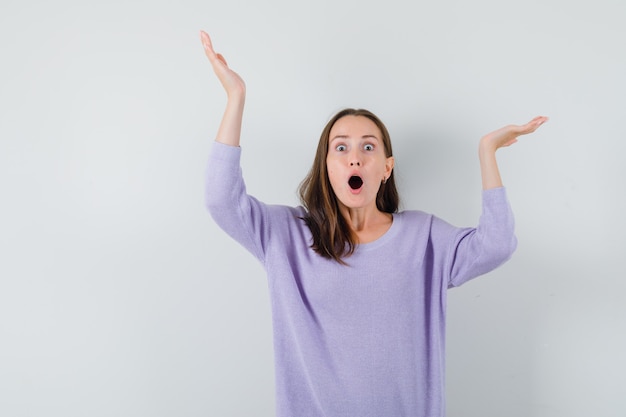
[[200, 30, 547, 417]]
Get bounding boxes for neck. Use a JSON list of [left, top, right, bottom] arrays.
[[340, 205, 393, 243]]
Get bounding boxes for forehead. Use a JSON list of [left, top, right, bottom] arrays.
[[329, 115, 382, 138]]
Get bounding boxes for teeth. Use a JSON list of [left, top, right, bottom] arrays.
[[348, 176, 363, 189]]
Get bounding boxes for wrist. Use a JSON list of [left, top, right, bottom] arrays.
[[479, 137, 497, 158], [227, 87, 245, 100], [478, 140, 498, 160], [225, 92, 246, 110]]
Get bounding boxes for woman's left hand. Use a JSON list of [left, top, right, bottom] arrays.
[[480, 116, 549, 152]]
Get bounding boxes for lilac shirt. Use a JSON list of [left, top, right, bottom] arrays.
[[205, 141, 517, 417]]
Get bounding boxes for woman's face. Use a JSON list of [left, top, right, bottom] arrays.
[[326, 115, 394, 211]]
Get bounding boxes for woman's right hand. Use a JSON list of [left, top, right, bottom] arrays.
[[200, 31, 246, 100]]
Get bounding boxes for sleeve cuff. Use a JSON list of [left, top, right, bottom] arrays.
[[482, 186, 508, 204], [209, 141, 242, 164]]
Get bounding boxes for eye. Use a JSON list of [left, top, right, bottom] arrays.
[[335, 144, 347, 152], [364, 143, 374, 151]]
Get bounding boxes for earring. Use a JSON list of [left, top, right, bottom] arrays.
[[382, 176, 387, 184]]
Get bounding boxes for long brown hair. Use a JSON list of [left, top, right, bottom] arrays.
[[298, 108, 399, 264]]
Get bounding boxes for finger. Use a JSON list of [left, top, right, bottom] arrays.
[[216, 53, 228, 67], [200, 31, 231, 71], [517, 116, 548, 134], [200, 30, 218, 58], [528, 116, 549, 127]]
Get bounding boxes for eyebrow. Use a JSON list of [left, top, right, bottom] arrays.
[[330, 134, 380, 142]]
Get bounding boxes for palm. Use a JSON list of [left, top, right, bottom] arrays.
[[200, 31, 245, 97], [482, 116, 549, 150]]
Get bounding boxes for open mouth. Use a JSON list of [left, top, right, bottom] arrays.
[[348, 175, 363, 190]]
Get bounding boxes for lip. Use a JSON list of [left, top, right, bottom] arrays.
[[348, 173, 364, 193]]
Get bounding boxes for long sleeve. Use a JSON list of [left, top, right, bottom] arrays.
[[203, 140, 519, 416], [204, 141, 269, 263], [446, 187, 517, 287]]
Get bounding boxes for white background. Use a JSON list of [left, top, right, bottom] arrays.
[[1, 0, 625, 416]]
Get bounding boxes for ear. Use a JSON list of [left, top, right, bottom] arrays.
[[385, 156, 395, 178]]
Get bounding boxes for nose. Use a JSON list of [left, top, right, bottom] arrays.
[[349, 150, 361, 167]]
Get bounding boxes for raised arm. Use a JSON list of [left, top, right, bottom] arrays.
[[200, 31, 246, 147], [479, 116, 548, 189]]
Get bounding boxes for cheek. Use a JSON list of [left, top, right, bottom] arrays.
[[325, 164, 343, 190], [325, 160, 338, 178], [326, 168, 339, 185]]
